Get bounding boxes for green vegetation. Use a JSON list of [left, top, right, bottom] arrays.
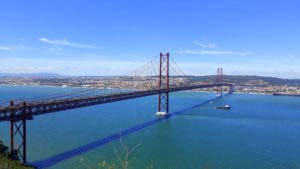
[[80, 138, 154, 169], [188, 75, 300, 86], [0, 155, 33, 169], [0, 140, 33, 169]]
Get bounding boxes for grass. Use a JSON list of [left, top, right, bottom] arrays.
[[0, 155, 34, 169], [0, 139, 34, 169], [80, 137, 155, 169]]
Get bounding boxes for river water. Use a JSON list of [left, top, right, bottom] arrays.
[[0, 86, 300, 169]]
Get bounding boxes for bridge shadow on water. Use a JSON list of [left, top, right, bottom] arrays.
[[30, 94, 231, 169]]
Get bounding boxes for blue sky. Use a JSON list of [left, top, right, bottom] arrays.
[[0, 0, 300, 78]]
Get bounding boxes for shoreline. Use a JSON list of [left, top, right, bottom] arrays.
[[0, 84, 88, 89], [0, 84, 287, 96]]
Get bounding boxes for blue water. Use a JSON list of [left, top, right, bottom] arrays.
[[1, 86, 300, 169]]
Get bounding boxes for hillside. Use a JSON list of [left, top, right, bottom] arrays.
[[187, 75, 300, 86], [0, 155, 34, 169]]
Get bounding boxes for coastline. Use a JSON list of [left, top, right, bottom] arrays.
[[0, 83, 280, 96], [0, 84, 86, 89]]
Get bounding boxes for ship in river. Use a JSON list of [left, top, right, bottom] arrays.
[[217, 105, 231, 110]]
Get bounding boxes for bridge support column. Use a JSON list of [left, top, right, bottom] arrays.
[[9, 101, 28, 164], [229, 84, 235, 94], [157, 53, 170, 116], [9, 101, 14, 158], [216, 68, 223, 96]]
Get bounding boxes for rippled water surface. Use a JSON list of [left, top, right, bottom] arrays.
[[0, 86, 300, 169]]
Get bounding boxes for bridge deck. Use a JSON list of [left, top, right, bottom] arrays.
[[0, 84, 231, 121]]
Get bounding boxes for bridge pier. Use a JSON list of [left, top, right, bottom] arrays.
[[9, 101, 29, 164], [156, 53, 170, 116]]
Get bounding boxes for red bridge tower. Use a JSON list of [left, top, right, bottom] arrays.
[[156, 53, 170, 116], [216, 68, 223, 96]]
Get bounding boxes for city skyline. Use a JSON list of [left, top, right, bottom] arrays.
[[0, 0, 300, 78]]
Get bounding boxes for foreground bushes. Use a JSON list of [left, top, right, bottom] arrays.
[[0, 140, 19, 161], [0, 140, 33, 169], [0, 155, 33, 169]]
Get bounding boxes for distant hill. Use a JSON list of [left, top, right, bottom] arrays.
[[0, 73, 299, 86], [187, 75, 300, 86]]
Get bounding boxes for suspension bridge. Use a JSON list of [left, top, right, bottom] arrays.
[[0, 53, 234, 167]]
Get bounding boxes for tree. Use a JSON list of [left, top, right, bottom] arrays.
[[0, 140, 9, 155]]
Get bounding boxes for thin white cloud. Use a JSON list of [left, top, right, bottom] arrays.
[[177, 49, 251, 56], [178, 39, 251, 56], [178, 61, 300, 78], [39, 38, 97, 49], [0, 46, 11, 50], [193, 40, 216, 49]]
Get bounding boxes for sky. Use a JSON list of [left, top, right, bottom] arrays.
[[0, 0, 300, 78]]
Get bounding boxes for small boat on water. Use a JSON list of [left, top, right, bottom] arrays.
[[217, 105, 231, 110]]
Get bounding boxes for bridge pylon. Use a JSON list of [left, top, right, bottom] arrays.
[[216, 68, 223, 96], [156, 52, 170, 116], [229, 84, 235, 94]]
